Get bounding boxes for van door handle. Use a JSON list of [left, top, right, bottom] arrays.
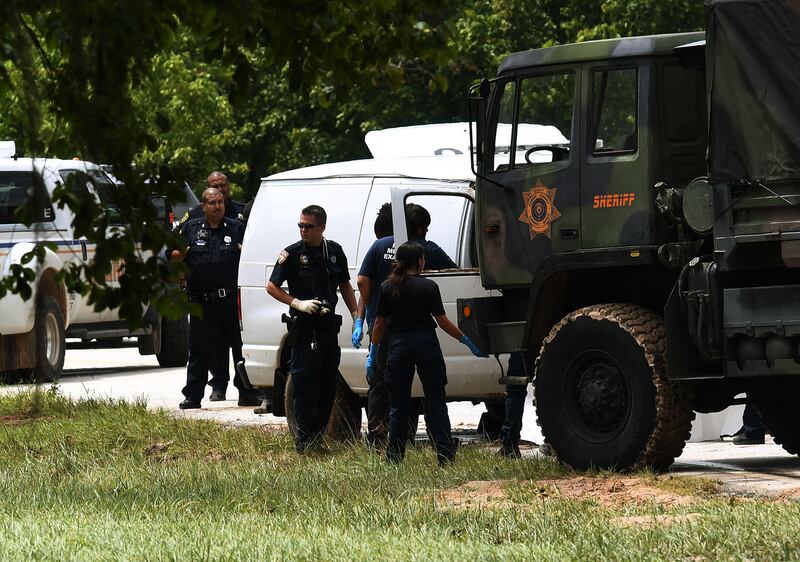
[[560, 228, 578, 239], [80, 241, 88, 260]]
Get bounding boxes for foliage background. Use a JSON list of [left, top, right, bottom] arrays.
[[0, 0, 703, 200]]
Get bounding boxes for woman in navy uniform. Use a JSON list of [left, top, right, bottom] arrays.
[[369, 241, 487, 465], [266, 205, 358, 453]]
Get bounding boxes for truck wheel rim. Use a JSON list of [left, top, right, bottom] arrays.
[[563, 350, 630, 443], [44, 311, 61, 366]]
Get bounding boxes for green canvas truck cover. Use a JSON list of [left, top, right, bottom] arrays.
[[705, 0, 800, 183]]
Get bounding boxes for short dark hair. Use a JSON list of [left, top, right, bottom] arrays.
[[301, 204, 327, 225], [374, 202, 393, 239], [405, 203, 431, 236]]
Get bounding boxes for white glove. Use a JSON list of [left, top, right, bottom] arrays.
[[290, 298, 322, 315]]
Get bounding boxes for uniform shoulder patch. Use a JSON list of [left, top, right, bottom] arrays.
[[277, 250, 289, 264], [178, 211, 190, 225]]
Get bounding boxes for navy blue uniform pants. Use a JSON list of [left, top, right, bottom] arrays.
[[183, 296, 247, 401], [500, 351, 528, 447], [743, 402, 765, 440], [289, 329, 340, 449], [385, 329, 455, 464]]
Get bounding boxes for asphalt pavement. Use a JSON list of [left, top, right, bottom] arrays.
[[2, 340, 798, 498]]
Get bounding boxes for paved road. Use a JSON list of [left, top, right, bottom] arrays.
[[4, 341, 799, 497]]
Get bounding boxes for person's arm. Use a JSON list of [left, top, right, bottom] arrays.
[[266, 280, 295, 306], [434, 314, 463, 341], [356, 275, 371, 319], [267, 248, 321, 314], [372, 316, 386, 346], [339, 280, 357, 317]]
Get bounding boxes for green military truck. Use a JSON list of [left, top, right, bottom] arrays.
[[458, 0, 800, 470]]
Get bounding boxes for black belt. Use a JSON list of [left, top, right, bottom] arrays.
[[186, 287, 235, 303]]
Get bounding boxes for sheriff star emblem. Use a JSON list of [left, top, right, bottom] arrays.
[[519, 179, 561, 239]]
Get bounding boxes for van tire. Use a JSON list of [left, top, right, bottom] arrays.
[[534, 304, 694, 471], [34, 295, 66, 383], [326, 377, 362, 441], [478, 401, 505, 440], [758, 381, 800, 456], [156, 316, 189, 367], [284, 375, 362, 441]]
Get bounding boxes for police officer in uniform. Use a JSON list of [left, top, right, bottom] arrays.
[[369, 241, 487, 465], [178, 171, 245, 224], [266, 205, 358, 453], [171, 187, 252, 408]]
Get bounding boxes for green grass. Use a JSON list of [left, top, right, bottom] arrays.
[[0, 388, 797, 561]]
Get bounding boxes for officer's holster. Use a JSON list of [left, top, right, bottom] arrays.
[[282, 313, 342, 348]]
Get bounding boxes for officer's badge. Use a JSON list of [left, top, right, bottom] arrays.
[[277, 250, 288, 264], [519, 179, 561, 239], [300, 254, 310, 265], [223, 235, 232, 244], [330, 256, 337, 264]]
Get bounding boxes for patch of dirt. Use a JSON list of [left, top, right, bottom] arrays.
[[145, 441, 174, 457], [436, 476, 699, 510], [774, 488, 800, 502], [0, 414, 51, 426], [610, 513, 703, 528]]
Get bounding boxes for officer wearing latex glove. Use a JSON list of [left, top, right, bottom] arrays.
[[266, 205, 358, 454], [352, 316, 364, 349]]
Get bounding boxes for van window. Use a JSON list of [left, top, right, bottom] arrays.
[[403, 193, 472, 268], [0, 171, 54, 224]]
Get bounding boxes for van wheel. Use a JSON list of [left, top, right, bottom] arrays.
[[326, 377, 362, 441], [477, 401, 505, 440], [534, 304, 695, 471], [156, 316, 189, 367], [758, 381, 800, 456], [284, 375, 362, 441], [34, 295, 66, 383]]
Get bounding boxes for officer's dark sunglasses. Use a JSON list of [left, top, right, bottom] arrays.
[[298, 222, 318, 230]]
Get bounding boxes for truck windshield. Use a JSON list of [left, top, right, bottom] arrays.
[[492, 72, 574, 170]]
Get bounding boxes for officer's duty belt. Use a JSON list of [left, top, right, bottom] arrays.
[[185, 287, 235, 303]]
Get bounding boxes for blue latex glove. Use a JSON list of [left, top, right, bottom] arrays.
[[352, 317, 364, 349], [460, 334, 488, 358], [365, 344, 379, 384]]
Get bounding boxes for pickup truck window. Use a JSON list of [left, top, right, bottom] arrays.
[[0, 171, 54, 224], [59, 169, 124, 225]]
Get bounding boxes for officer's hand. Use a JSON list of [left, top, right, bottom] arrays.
[[352, 318, 364, 349], [365, 343, 379, 383], [290, 298, 322, 315], [460, 334, 488, 358]]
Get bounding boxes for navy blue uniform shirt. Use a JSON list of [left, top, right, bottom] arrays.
[[376, 275, 446, 332], [358, 236, 457, 327], [178, 198, 246, 226], [270, 239, 350, 314], [175, 217, 245, 291]]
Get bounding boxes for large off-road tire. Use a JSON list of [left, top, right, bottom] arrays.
[[285, 375, 362, 441], [534, 304, 695, 471], [33, 295, 66, 383], [156, 316, 189, 368], [758, 381, 800, 456]]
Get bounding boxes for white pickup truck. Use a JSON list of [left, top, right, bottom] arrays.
[[0, 142, 188, 381]]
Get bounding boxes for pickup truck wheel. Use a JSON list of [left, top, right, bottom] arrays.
[[534, 304, 695, 471], [34, 295, 66, 383], [156, 316, 189, 368], [758, 382, 800, 456], [326, 376, 362, 441]]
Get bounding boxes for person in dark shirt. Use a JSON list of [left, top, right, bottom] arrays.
[[170, 187, 255, 408], [369, 241, 486, 465], [267, 205, 358, 453], [353, 203, 457, 447]]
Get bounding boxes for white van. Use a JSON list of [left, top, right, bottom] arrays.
[[238, 154, 509, 431], [0, 143, 188, 380]]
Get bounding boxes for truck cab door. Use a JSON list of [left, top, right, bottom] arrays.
[[477, 66, 582, 288], [389, 185, 504, 398], [580, 61, 653, 248]]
